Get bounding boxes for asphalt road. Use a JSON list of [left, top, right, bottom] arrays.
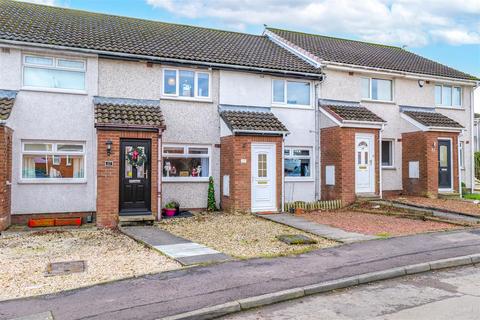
[[2, 229, 480, 319], [224, 265, 480, 320]]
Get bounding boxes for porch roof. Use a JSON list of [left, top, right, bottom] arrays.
[[94, 96, 165, 130], [220, 109, 289, 134], [0, 89, 17, 121], [401, 107, 463, 130], [319, 99, 385, 124]]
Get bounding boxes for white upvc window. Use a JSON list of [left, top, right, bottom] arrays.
[[272, 79, 312, 107], [381, 139, 395, 168], [162, 144, 211, 182], [459, 141, 465, 169], [21, 141, 86, 182], [284, 147, 312, 180], [22, 54, 86, 91], [435, 84, 461, 107], [162, 68, 211, 99], [361, 77, 393, 102]]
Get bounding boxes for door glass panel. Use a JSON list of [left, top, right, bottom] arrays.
[[125, 146, 133, 178], [357, 152, 361, 165], [136, 147, 145, 178], [258, 154, 267, 178], [439, 145, 448, 167]]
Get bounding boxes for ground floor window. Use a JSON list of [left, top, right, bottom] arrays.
[[21, 141, 85, 180], [162, 144, 211, 181], [284, 147, 312, 179], [381, 140, 394, 168]]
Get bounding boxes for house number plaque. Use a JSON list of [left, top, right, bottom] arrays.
[[105, 161, 114, 167]]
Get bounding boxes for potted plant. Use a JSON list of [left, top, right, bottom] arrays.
[[164, 201, 177, 217]]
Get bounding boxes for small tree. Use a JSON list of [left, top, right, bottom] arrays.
[[207, 176, 217, 211]]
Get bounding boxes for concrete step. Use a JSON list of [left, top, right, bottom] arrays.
[[356, 193, 381, 202], [438, 193, 460, 200], [119, 214, 155, 226]]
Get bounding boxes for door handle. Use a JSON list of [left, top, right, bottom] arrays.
[[144, 169, 148, 179]]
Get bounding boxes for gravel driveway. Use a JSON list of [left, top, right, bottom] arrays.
[[0, 228, 180, 301]]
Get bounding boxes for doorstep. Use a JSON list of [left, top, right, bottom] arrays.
[[119, 214, 155, 226]]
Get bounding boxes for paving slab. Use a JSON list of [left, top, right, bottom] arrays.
[[120, 226, 231, 266], [259, 213, 378, 243]]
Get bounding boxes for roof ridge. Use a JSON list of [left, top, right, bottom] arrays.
[[267, 27, 403, 50], [5, 0, 262, 38]]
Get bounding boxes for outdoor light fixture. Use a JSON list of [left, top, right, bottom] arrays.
[[106, 140, 113, 156], [418, 80, 425, 87]]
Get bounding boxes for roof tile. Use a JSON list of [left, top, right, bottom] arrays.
[[403, 110, 463, 128], [220, 110, 288, 133], [0, 89, 17, 121]]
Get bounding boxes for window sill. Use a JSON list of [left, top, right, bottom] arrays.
[[21, 86, 88, 95], [271, 103, 314, 110], [361, 99, 395, 105], [160, 95, 213, 103], [18, 179, 87, 184], [382, 166, 396, 170], [163, 177, 209, 183], [435, 106, 465, 111], [285, 177, 314, 182]]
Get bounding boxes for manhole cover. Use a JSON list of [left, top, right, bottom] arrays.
[[45, 260, 86, 276], [276, 234, 317, 245]]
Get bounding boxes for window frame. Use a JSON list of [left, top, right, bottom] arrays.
[[284, 146, 314, 181], [22, 54, 87, 93], [271, 78, 313, 108], [161, 68, 212, 100], [381, 139, 395, 169], [361, 77, 394, 102], [435, 84, 462, 108], [162, 144, 212, 182], [20, 140, 87, 183]]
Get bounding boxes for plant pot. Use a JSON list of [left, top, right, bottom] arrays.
[[295, 208, 304, 215], [164, 208, 176, 217]]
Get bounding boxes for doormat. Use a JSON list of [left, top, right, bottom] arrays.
[[45, 260, 86, 277], [276, 234, 317, 245], [163, 211, 194, 219]]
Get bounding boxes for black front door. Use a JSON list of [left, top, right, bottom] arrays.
[[438, 139, 452, 190], [120, 139, 151, 215]]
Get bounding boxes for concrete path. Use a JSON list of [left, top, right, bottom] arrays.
[[120, 226, 231, 266], [2, 229, 480, 320], [224, 265, 480, 320], [259, 213, 378, 243]]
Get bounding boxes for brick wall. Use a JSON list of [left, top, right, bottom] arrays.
[[321, 127, 379, 205], [402, 131, 459, 197], [0, 126, 12, 231], [220, 135, 282, 212], [96, 129, 159, 228]]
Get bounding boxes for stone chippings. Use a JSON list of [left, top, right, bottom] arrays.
[[220, 110, 288, 133]]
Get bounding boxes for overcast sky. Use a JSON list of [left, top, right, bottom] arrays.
[[23, 0, 480, 95]]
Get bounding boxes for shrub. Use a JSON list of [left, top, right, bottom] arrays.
[[207, 176, 217, 211], [475, 152, 480, 180]]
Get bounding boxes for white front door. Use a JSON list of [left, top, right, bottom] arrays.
[[355, 134, 375, 193], [251, 143, 276, 212]]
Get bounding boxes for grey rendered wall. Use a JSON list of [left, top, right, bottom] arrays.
[[98, 59, 221, 209], [0, 46, 97, 214]]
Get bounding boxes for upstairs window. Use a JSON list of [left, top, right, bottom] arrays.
[[435, 84, 461, 107], [21, 141, 85, 181], [284, 147, 312, 179], [162, 68, 210, 99], [272, 79, 311, 106], [361, 78, 393, 101], [23, 55, 86, 91]]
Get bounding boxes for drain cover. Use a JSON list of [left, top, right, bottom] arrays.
[[277, 234, 317, 245], [45, 260, 86, 276]]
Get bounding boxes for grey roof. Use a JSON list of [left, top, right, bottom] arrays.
[[320, 100, 385, 123], [268, 28, 477, 81], [94, 96, 164, 129], [0, 89, 17, 121], [220, 110, 288, 134], [402, 109, 463, 129], [0, 1, 321, 76]]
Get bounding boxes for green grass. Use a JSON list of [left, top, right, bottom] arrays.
[[463, 193, 480, 200]]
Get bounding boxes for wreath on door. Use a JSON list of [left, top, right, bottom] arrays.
[[127, 147, 147, 167]]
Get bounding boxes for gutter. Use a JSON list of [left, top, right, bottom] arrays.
[[0, 39, 324, 80], [232, 129, 290, 136], [281, 133, 285, 212]]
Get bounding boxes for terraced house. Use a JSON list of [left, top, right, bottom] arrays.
[[0, 0, 477, 229]]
